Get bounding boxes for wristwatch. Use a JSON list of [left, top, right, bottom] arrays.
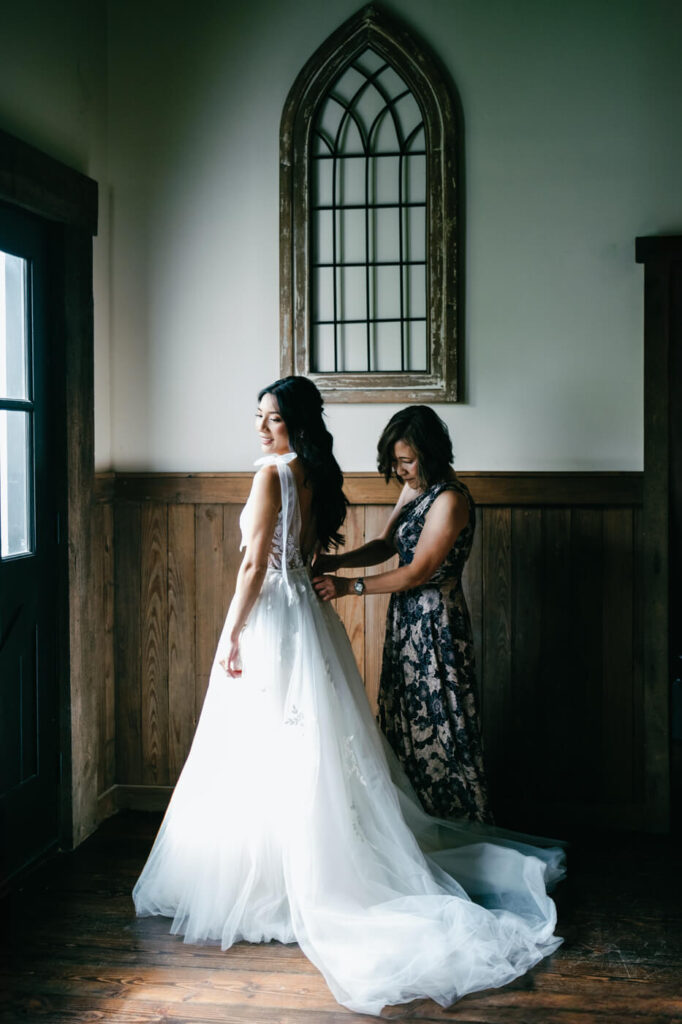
[[353, 577, 366, 596]]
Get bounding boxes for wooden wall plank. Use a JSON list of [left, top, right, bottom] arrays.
[[363, 505, 397, 716], [632, 505, 645, 803], [140, 505, 169, 786], [602, 509, 635, 803], [222, 506, 243, 633], [194, 506, 226, 719], [481, 508, 512, 808], [510, 508, 544, 799], [97, 502, 115, 796], [461, 505, 483, 693], [333, 506, 366, 677], [168, 505, 196, 780], [114, 503, 141, 785], [541, 509, 572, 802], [570, 510, 604, 802]]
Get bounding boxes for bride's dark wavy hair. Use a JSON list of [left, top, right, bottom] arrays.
[[258, 375, 348, 550]]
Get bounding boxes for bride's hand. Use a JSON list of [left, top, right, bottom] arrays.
[[313, 574, 351, 601], [220, 636, 242, 677], [312, 552, 339, 576]]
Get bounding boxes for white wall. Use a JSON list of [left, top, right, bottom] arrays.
[[0, 0, 111, 470], [106, 0, 682, 471]]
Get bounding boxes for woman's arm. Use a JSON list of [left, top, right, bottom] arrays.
[[313, 538, 393, 573], [222, 467, 280, 676], [313, 482, 413, 573], [313, 489, 469, 601]]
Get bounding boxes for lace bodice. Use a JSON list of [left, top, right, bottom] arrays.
[[239, 453, 305, 590]]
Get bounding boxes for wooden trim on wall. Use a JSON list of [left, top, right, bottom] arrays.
[[0, 131, 97, 233], [95, 470, 643, 507]]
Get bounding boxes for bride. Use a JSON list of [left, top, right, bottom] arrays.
[[133, 375, 565, 1016]]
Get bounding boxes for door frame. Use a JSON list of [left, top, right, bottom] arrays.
[[0, 129, 98, 851], [636, 235, 682, 832]]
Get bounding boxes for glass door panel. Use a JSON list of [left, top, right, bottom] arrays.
[[1, 250, 29, 399], [0, 248, 34, 560], [0, 409, 32, 557]]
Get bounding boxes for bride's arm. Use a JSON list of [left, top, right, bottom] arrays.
[[313, 483, 413, 573], [222, 467, 280, 676]]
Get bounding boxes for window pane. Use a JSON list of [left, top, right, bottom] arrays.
[[337, 118, 363, 159], [338, 323, 367, 371], [313, 158, 333, 207], [337, 266, 366, 321], [0, 410, 32, 558], [404, 263, 427, 319], [354, 48, 385, 77], [369, 207, 399, 262], [394, 93, 422, 143], [0, 250, 29, 400], [313, 267, 334, 322], [370, 266, 400, 319], [369, 108, 398, 153], [406, 320, 428, 371], [338, 156, 365, 205], [354, 83, 385, 137], [370, 155, 399, 204], [404, 153, 426, 204], [376, 65, 408, 102], [337, 208, 365, 263], [313, 210, 333, 265], [311, 324, 336, 372], [371, 320, 402, 371], [332, 66, 366, 106], [316, 97, 344, 151], [404, 205, 426, 261]]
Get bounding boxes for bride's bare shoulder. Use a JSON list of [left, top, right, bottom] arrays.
[[250, 463, 281, 510]]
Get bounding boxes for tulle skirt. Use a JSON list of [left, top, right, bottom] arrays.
[[133, 567, 565, 1016]]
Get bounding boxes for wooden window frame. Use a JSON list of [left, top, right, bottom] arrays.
[[280, 4, 460, 403]]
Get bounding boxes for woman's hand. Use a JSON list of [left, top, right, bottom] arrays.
[[311, 551, 339, 575], [313, 574, 351, 601], [220, 635, 242, 677]]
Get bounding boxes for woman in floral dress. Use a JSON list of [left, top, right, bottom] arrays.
[[314, 406, 491, 823]]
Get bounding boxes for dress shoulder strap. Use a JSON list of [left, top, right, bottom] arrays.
[[253, 451, 298, 603]]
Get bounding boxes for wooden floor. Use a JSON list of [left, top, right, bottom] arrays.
[[1, 813, 681, 1023]]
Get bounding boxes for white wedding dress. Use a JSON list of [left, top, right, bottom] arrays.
[[133, 452, 565, 1016]]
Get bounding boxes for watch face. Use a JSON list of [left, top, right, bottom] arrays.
[[354, 579, 365, 595]]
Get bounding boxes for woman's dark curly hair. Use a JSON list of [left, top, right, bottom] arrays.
[[377, 405, 454, 488], [258, 375, 347, 549]]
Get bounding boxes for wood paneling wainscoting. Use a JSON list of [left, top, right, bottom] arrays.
[[94, 471, 655, 833]]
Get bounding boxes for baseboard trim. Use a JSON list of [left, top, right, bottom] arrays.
[[97, 784, 173, 820]]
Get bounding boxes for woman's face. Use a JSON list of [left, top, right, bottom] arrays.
[[256, 392, 291, 455], [392, 440, 421, 490]]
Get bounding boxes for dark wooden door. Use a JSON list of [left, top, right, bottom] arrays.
[[0, 203, 60, 886]]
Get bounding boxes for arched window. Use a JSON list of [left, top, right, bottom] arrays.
[[280, 4, 460, 402]]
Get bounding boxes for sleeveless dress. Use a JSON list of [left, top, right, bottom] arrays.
[[133, 453, 565, 1017], [379, 478, 491, 822]]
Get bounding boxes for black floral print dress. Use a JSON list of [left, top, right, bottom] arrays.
[[377, 478, 492, 823]]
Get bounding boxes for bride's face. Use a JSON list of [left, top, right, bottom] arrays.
[[256, 392, 291, 455]]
